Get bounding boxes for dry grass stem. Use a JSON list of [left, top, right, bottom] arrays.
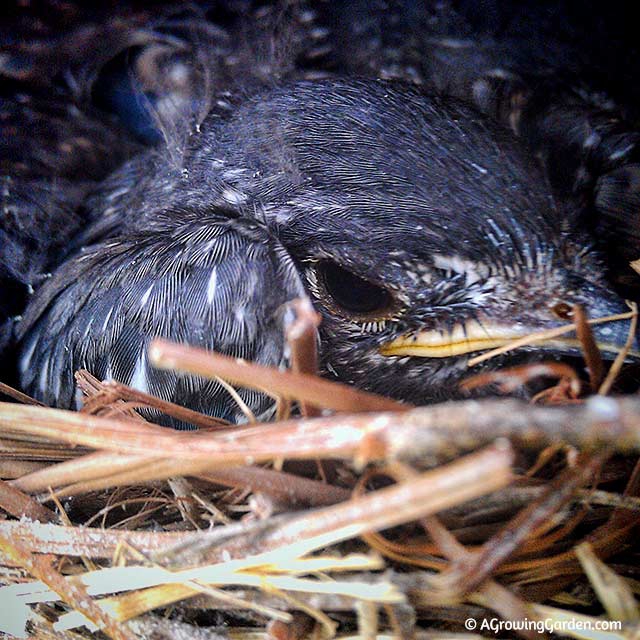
[[461, 363, 581, 397], [599, 301, 639, 395], [76, 371, 230, 429], [467, 308, 636, 367], [0, 531, 136, 639], [575, 542, 639, 622]]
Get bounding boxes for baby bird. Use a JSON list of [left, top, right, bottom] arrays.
[[16, 79, 637, 426], [3, 1, 640, 426]]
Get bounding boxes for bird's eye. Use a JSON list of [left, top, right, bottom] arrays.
[[316, 260, 394, 316]]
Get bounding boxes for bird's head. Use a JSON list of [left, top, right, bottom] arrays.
[[280, 200, 636, 402], [295, 234, 634, 403], [184, 79, 637, 401]]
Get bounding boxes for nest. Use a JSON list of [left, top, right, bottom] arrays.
[[1, 300, 640, 640]]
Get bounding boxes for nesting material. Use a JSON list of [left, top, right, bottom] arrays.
[[1, 306, 640, 640]]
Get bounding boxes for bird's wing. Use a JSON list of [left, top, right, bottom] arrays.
[[17, 215, 308, 428]]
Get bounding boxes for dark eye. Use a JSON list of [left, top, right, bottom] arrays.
[[316, 260, 394, 316]]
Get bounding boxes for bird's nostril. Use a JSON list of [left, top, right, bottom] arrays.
[[551, 302, 574, 320]]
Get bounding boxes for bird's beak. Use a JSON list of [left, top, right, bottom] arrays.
[[380, 321, 533, 358], [379, 303, 639, 361]]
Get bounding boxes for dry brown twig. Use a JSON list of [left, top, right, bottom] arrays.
[[573, 304, 605, 391], [0, 381, 45, 407], [0, 478, 58, 522], [148, 338, 406, 413], [286, 298, 322, 418], [432, 451, 610, 597], [3, 393, 640, 468]]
